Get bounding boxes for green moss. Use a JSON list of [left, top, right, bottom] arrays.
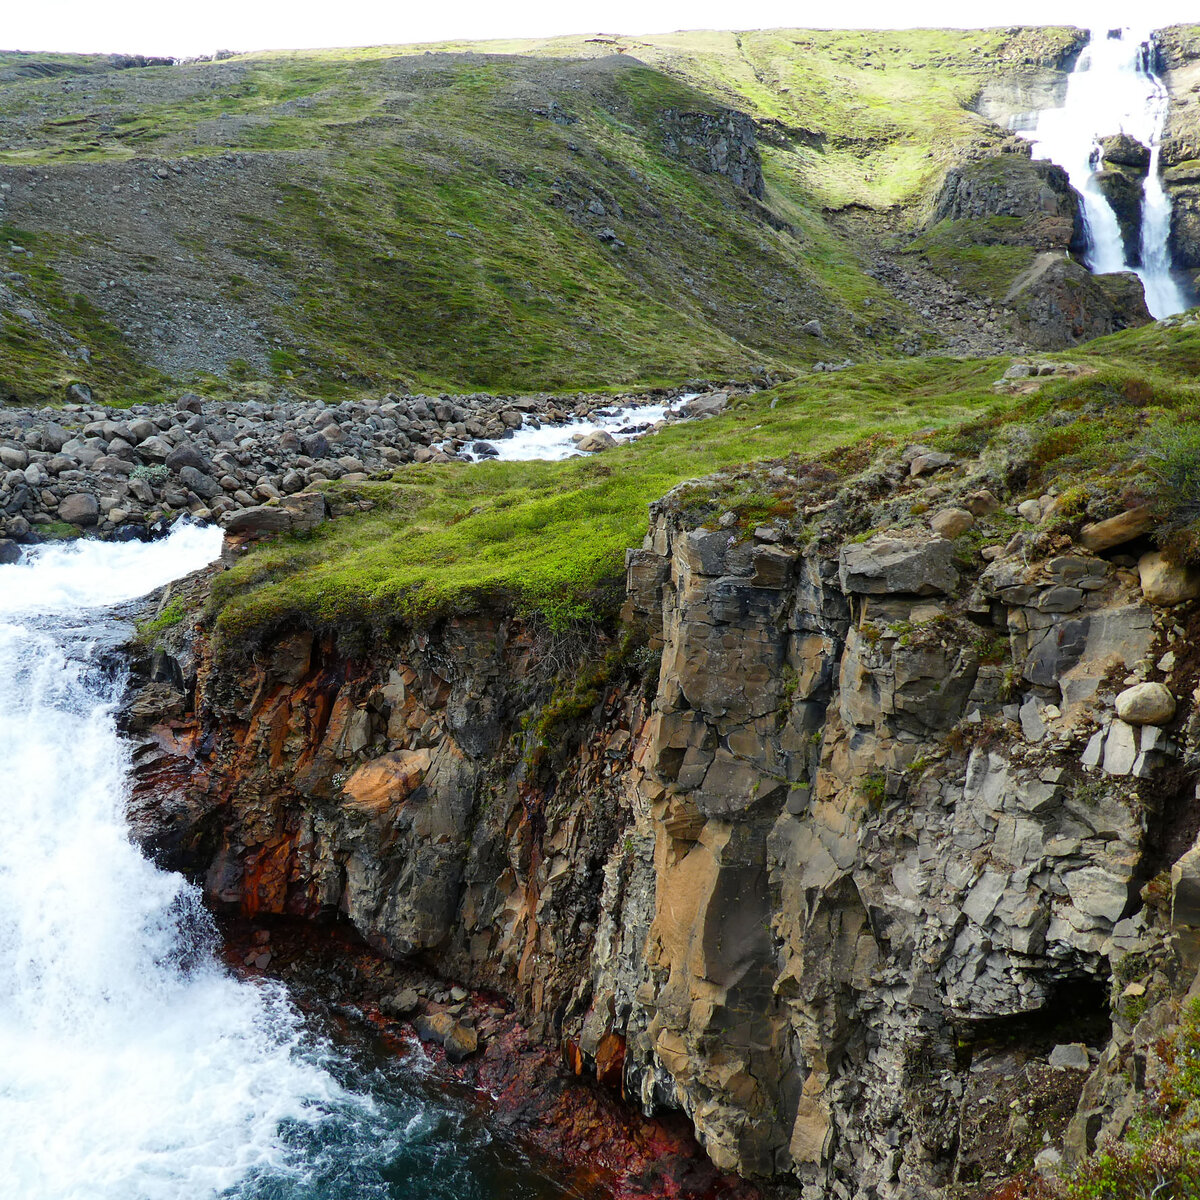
[[135, 598, 188, 646], [904, 217, 1038, 301], [208, 354, 1004, 646]]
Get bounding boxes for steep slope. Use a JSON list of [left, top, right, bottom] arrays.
[[0, 26, 1133, 404]]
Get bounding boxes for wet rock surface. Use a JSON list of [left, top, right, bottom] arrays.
[[121, 432, 1200, 1199]]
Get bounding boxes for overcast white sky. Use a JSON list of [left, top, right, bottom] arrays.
[[6, 0, 1199, 58]]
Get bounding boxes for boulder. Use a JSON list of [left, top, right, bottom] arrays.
[[380, 988, 421, 1019], [682, 391, 729, 419], [58, 493, 99, 526], [165, 443, 209, 473], [929, 507, 974, 538], [1099, 133, 1150, 172], [577, 430, 618, 453], [40, 422, 69, 453], [1048, 1043, 1090, 1071], [839, 535, 958, 596], [965, 490, 1001, 516], [223, 505, 293, 537], [279, 491, 328, 533], [1115, 682, 1176, 726], [138, 436, 174, 463], [414, 1011, 479, 1062], [1079, 505, 1154, 551], [443, 1022, 479, 1063], [177, 465, 222, 501], [1138, 550, 1200, 606], [0, 538, 20, 564]]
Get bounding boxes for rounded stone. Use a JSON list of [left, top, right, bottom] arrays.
[[1115, 681, 1176, 726], [1138, 550, 1200, 606], [577, 429, 618, 453], [929, 507, 975, 539], [58, 492, 100, 526], [1017, 499, 1041, 522]]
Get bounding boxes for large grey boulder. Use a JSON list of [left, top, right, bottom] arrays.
[[223, 505, 293, 536], [839, 535, 958, 596], [165, 443, 209, 473], [178, 465, 222, 501], [138, 436, 174, 463], [58, 493, 99, 526]]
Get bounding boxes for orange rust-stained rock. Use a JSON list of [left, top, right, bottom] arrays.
[[342, 749, 433, 814], [240, 832, 299, 917], [595, 1032, 626, 1090]]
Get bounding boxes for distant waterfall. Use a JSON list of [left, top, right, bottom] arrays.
[[1016, 26, 1189, 319]]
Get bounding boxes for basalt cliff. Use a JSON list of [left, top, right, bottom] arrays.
[[7, 19, 1200, 1200], [124, 402, 1200, 1199]]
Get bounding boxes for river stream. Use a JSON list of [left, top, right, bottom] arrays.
[[0, 526, 584, 1200]]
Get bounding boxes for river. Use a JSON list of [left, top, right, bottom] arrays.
[[0, 525, 586, 1200]]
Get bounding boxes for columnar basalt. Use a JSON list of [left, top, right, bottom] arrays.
[[128, 442, 1200, 1198]]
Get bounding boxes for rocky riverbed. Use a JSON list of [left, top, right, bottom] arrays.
[[0, 386, 737, 555]]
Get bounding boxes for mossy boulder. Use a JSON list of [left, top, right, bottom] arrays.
[[1004, 253, 1151, 348], [1098, 132, 1150, 172], [930, 153, 1083, 254]]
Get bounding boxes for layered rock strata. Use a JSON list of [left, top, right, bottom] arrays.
[[128, 444, 1200, 1199]]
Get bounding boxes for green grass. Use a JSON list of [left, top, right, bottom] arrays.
[[0, 26, 1082, 399], [906, 217, 1040, 299], [0, 225, 170, 405], [210, 316, 1200, 649], [209, 353, 1007, 644]]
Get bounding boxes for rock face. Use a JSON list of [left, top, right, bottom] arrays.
[[1094, 133, 1150, 266], [931, 154, 1084, 253], [660, 110, 766, 199], [1155, 26, 1200, 283], [1004, 253, 1151, 348], [126, 446, 1200, 1199], [925, 153, 1152, 346]]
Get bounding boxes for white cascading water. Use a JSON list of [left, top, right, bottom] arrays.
[[0, 526, 354, 1200], [1017, 25, 1190, 319]]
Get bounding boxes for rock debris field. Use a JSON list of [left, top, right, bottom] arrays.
[[0, 386, 722, 557]]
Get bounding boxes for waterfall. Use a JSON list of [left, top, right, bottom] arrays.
[[0, 527, 352, 1200], [1016, 26, 1190, 319]]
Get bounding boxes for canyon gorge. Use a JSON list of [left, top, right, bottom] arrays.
[[6, 21, 1200, 1200]]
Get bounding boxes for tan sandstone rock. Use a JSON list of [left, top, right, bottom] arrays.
[[1138, 550, 1200, 606], [1115, 682, 1176, 726]]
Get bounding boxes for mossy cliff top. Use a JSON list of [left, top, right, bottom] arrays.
[[209, 314, 1200, 649]]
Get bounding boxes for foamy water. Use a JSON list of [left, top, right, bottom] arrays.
[[1016, 26, 1189, 318], [0, 525, 587, 1200], [0, 524, 361, 1200]]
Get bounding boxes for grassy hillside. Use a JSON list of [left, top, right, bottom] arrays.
[[416, 26, 1082, 210], [208, 314, 1200, 647], [0, 27, 1077, 402]]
